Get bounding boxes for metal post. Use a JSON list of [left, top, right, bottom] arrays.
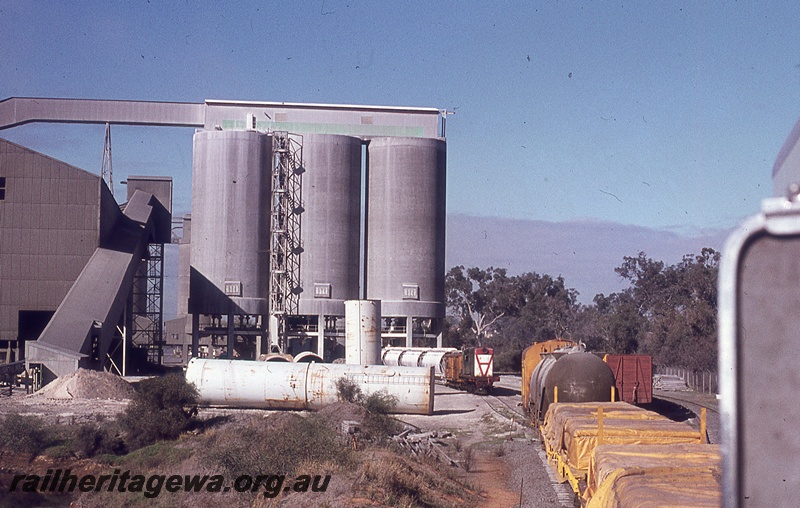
[[700, 408, 707, 444], [258, 314, 267, 357], [191, 313, 199, 358], [124, 293, 133, 376], [269, 315, 279, 353], [101, 122, 113, 195], [317, 314, 325, 358], [227, 311, 235, 359]]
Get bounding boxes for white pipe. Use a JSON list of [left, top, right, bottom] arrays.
[[185, 358, 434, 415], [345, 300, 381, 365], [381, 347, 458, 377], [293, 351, 323, 363]]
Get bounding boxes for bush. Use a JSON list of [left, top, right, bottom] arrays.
[[205, 413, 350, 477], [0, 413, 51, 457], [462, 445, 476, 472], [120, 373, 198, 450], [74, 423, 126, 457], [114, 441, 193, 469], [492, 444, 505, 457], [336, 376, 362, 404], [362, 390, 398, 415], [361, 391, 400, 442], [336, 377, 400, 443]]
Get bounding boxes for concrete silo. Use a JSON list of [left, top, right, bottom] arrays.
[[366, 137, 447, 347], [287, 134, 363, 358], [297, 134, 362, 313], [189, 130, 271, 359]]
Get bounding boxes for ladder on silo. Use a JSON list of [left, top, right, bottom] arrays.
[[269, 132, 304, 351]]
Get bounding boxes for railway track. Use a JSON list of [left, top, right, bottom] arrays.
[[482, 387, 576, 507], [484, 392, 528, 425], [654, 391, 719, 414], [653, 390, 721, 444]]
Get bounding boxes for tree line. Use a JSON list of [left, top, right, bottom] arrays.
[[444, 248, 720, 372]]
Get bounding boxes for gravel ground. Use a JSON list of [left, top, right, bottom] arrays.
[[0, 390, 130, 425], [493, 376, 575, 508], [400, 376, 575, 508]]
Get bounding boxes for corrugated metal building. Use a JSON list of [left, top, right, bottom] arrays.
[[0, 138, 116, 362], [0, 138, 172, 380]]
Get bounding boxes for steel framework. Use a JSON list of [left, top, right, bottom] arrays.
[[269, 132, 303, 350], [131, 243, 164, 364], [101, 122, 113, 195]]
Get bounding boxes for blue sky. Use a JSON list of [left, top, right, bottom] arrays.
[[1, 1, 799, 232]]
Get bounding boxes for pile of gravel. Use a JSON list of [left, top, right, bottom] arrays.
[[37, 369, 136, 400]]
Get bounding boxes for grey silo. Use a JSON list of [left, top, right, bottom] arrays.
[[296, 134, 362, 316], [190, 130, 271, 316], [366, 137, 447, 320]]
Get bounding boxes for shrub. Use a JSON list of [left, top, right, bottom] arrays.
[[362, 390, 398, 415], [361, 390, 400, 442], [336, 376, 363, 403], [356, 454, 473, 507], [336, 376, 400, 413], [0, 413, 51, 457], [114, 441, 193, 469], [462, 446, 475, 472], [205, 413, 350, 478], [335, 376, 401, 443], [120, 373, 198, 450], [361, 455, 427, 506], [74, 423, 126, 457]]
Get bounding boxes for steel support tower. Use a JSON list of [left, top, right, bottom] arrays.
[[269, 132, 303, 351], [131, 244, 164, 364]]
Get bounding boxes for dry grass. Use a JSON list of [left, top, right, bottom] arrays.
[[353, 452, 476, 508]]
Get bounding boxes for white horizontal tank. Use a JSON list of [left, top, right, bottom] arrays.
[[185, 358, 434, 415]]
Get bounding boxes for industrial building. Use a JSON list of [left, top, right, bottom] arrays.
[[0, 97, 448, 377], [0, 135, 172, 380]]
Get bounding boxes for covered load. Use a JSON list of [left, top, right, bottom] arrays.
[[541, 402, 664, 457], [540, 402, 705, 492], [585, 443, 721, 507]]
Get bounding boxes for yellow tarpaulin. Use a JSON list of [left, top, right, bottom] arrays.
[[586, 443, 721, 498], [541, 402, 703, 475], [564, 418, 701, 471], [585, 444, 721, 508], [542, 402, 664, 456]]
